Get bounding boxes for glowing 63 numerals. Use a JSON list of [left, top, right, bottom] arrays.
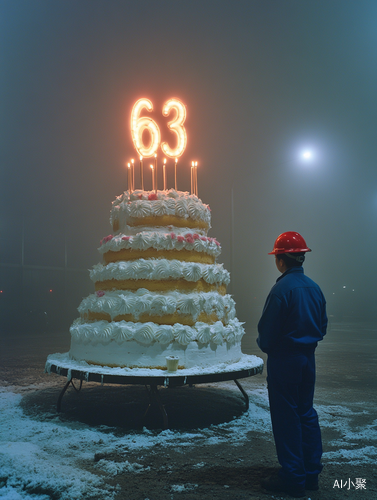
[[131, 98, 187, 158]]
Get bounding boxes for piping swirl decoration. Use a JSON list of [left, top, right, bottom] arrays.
[[110, 189, 211, 229], [70, 317, 245, 346], [90, 260, 230, 285], [98, 231, 221, 257], [78, 290, 236, 322]]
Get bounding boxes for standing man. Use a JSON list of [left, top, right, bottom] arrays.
[[257, 232, 327, 498]]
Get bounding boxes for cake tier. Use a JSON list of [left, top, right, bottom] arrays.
[[110, 190, 211, 234], [69, 318, 244, 369], [78, 290, 236, 325], [91, 260, 230, 288], [94, 278, 226, 294], [99, 231, 221, 265]]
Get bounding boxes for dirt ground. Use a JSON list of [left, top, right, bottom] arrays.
[[1, 321, 376, 500]]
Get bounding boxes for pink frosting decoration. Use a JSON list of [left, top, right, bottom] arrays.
[[148, 193, 158, 200], [193, 233, 200, 240], [100, 235, 113, 245], [170, 232, 176, 239], [177, 235, 185, 242], [122, 236, 131, 241], [96, 290, 105, 297], [138, 194, 143, 199], [185, 233, 195, 244]]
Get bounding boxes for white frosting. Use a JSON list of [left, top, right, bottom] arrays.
[[98, 231, 221, 258], [69, 337, 243, 369], [70, 318, 245, 346], [78, 289, 236, 322], [68, 189, 246, 370], [110, 189, 211, 234], [69, 318, 245, 368], [90, 259, 230, 286]]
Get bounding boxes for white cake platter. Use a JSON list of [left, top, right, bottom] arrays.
[[45, 352, 264, 429]]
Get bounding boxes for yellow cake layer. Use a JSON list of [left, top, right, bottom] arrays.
[[83, 311, 220, 326], [103, 248, 215, 265], [112, 215, 209, 232], [94, 278, 227, 295]]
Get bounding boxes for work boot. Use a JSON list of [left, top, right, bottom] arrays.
[[261, 472, 306, 498]]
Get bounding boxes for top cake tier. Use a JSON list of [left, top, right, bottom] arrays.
[[110, 189, 211, 235]]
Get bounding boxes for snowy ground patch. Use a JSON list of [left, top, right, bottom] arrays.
[[0, 381, 376, 499], [317, 403, 377, 465]]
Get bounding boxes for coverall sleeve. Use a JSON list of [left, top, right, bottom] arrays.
[[321, 296, 328, 337], [257, 292, 283, 353]]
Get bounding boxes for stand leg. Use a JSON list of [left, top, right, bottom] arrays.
[[71, 379, 83, 392], [143, 384, 169, 429], [57, 380, 71, 412], [57, 379, 83, 412], [234, 379, 249, 410]]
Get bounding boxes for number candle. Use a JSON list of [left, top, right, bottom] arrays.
[[161, 98, 187, 158], [131, 98, 160, 158], [140, 156, 144, 191], [163, 159, 167, 191], [175, 158, 178, 191]]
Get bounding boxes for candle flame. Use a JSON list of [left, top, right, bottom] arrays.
[[164, 158, 166, 164], [127, 163, 131, 168]]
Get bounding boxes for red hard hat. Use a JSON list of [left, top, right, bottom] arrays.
[[268, 231, 311, 255]]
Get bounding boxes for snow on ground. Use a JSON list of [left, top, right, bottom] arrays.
[[0, 382, 376, 499]]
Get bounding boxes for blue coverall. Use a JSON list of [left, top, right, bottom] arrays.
[[257, 266, 327, 489]]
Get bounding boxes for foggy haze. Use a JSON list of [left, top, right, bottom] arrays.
[[1, 0, 377, 333]]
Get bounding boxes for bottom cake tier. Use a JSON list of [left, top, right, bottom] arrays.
[[69, 318, 245, 369]]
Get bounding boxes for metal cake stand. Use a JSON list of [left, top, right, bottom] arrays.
[[45, 354, 264, 429]]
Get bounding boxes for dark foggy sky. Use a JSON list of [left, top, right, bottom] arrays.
[[1, 0, 377, 326]]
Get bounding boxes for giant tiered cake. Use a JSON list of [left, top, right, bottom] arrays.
[[69, 189, 245, 369]]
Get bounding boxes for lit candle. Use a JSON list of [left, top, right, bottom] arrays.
[[154, 154, 157, 194], [127, 162, 132, 192], [150, 165, 154, 191], [175, 158, 178, 191], [191, 161, 194, 195], [195, 161, 198, 197], [131, 159, 134, 192], [140, 156, 144, 191], [163, 159, 167, 191]]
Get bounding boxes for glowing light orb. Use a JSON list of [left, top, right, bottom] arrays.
[[301, 150, 313, 160]]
